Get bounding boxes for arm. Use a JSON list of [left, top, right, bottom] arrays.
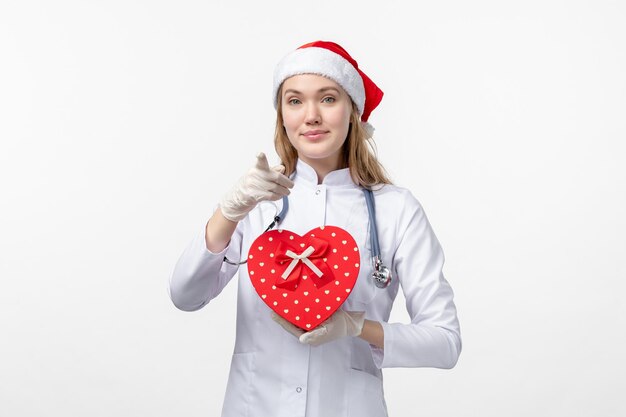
[[374, 195, 461, 369], [168, 153, 293, 312], [168, 214, 243, 312], [205, 207, 238, 253]]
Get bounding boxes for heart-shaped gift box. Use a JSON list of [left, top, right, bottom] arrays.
[[247, 226, 360, 330]]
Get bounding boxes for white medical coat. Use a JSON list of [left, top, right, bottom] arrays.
[[169, 159, 461, 417]]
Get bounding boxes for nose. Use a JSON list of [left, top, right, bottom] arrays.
[[304, 103, 321, 125]]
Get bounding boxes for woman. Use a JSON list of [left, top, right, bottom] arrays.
[[169, 40, 461, 417]]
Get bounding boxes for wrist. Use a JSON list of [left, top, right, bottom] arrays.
[[358, 319, 384, 349], [346, 311, 366, 337], [205, 208, 238, 252]]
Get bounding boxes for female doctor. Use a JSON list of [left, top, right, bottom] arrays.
[[169, 40, 461, 417]]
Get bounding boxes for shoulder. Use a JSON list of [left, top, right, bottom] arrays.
[[371, 184, 424, 215], [369, 184, 437, 238]]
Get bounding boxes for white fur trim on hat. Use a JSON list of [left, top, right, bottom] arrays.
[[273, 47, 365, 116]]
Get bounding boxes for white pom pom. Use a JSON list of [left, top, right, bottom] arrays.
[[361, 121, 375, 138]]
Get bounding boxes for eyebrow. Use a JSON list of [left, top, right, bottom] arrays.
[[283, 86, 341, 96]]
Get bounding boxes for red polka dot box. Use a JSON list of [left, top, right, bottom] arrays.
[[247, 226, 360, 330]]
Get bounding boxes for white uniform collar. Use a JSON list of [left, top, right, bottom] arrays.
[[294, 159, 357, 188]]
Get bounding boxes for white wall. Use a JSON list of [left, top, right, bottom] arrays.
[[1, 1, 624, 416]]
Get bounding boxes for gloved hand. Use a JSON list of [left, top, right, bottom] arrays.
[[272, 310, 366, 347], [271, 311, 305, 339], [220, 153, 294, 222], [299, 310, 366, 347]]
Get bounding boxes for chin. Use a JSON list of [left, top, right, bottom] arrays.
[[299, 151, 336, 161], [298, 144, 343, 159]]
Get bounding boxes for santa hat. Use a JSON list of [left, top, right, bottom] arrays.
[[273, 40, 383, 134]]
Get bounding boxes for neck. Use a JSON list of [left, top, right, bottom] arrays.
[[301, 155, 345, 184]]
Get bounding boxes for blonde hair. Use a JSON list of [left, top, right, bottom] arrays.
[[274, 91, 393, 188]]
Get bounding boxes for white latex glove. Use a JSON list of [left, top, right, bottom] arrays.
[[271, 310, 366, 347], [220, 153, 294, 222], [271, 312, 305, 339], [299, 310, 366, 347]]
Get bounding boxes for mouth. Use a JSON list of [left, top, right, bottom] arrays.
[[302, 130, 329, 140]]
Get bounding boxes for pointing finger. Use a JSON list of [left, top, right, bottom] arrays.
[[255, 152, 270, 171]]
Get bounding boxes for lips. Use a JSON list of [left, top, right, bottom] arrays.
[[302, 130, 328, 140]]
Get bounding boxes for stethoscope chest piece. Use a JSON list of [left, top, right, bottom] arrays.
[[372, 256, 392, 288]]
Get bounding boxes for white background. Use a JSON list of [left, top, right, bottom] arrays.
[[1, 1, 625, 416]]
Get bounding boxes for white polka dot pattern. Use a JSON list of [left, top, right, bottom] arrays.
[[247, 226, 360, 330]]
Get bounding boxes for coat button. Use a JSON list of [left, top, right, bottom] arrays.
[[315, 189, 321, 195], [296, 387, 302, 393]]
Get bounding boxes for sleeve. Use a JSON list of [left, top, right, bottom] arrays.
[[372, 194, 461, 369], [167, 219, 244, 312]]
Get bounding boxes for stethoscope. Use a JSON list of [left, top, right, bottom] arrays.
[[224, 189, 392, 289]]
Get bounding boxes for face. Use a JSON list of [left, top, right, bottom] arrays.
[[280, 74, 352, 171]]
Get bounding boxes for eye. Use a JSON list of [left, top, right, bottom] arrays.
[[322, 96, 336, 103], [287, 98, 301, 105]]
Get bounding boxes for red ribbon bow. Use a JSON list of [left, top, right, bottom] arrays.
[[274, 236, 334, 290]]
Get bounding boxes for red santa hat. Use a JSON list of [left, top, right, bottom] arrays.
[[273, 40, 383, 134]]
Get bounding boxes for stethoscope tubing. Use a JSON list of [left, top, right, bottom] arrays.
[[223, 188, 391, 288], [362, 188, 381, 258]]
